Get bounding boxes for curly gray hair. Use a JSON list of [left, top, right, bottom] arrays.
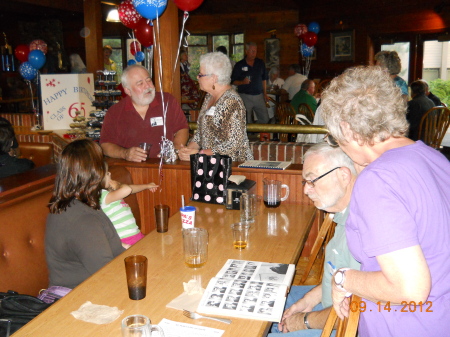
[[374, 50, 402, 75], [320, 66, 409, 145], [200, 52, 232, 85]]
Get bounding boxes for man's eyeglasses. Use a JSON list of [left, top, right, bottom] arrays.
[[302, 167, 341, 188], [197, 73, 211, 78], [324, 133, 339, 147]]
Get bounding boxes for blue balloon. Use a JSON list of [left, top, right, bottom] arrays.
[[308, 22, 320, 34], [19, 62, 38, 80], [133, 0, 167, 21], [128, 59, 137, 66], [28, 49, 46, 69], [301, 44, 314, 57], [135, 51, 145, 62]]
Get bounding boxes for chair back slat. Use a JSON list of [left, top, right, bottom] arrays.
[[418, 106, 450, 149], [320, 294, 362, 337], [298, 103, 315, 122]]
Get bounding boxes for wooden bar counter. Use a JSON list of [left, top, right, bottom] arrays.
[[106, 158, 313, 234], [12, 201, 316, 337]]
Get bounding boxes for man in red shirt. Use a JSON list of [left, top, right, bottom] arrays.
[[100, 65, 189, 162]]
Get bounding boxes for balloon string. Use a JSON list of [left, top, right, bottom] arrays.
[[171, 11, 189, 90], [153, 15, 167, 140]]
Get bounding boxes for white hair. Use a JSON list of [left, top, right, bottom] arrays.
[[200, 52, 232, 85], [304, 142, 357, 176]]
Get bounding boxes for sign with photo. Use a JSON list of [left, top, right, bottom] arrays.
[[41, 74, 94, 130]]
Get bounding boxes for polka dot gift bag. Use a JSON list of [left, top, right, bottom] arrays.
[[190, 154, 232, 205]]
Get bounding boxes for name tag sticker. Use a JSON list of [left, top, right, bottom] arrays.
[[150, 117, 164, 126], [205, 107, 216, 116], [242, 67, 248, 71]]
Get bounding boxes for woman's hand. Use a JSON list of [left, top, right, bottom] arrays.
[[146, 183, 159, 192], [178, 145, 199, 161], [332, 282, 351, 320]]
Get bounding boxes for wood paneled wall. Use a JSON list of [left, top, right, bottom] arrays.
[[186, 10, 300, 78]]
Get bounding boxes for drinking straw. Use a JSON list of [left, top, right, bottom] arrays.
[[181, 195, 185, 208]]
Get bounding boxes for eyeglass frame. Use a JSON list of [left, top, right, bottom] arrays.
[[302, 167, 341, 188], [324, 133, 339, 147], [197, 73, 212, 78]]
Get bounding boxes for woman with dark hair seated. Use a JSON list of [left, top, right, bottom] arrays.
[[46, 139, 125, 289], [0, 121, 34, 179]]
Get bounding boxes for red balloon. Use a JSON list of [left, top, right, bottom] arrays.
[[130, 41, 141, 56], [294, 24, 308, 37], [303, 31, 318, 47], [173, 0, 204, 12], [14, 44, 30, 62], [134, 18, 153, 48], [118, 0, 142, 29], [29, 39, 48, 55]]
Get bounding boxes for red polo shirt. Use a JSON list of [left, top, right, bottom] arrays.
[[100, 93, 188, 158]]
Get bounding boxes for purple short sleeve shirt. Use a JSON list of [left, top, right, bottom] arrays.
[[346, 141, 450, 337]]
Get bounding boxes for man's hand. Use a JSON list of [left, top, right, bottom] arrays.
[[332, 282, 350, 320], [124, 147, 148, 162], [281, 312, 308, 332], [278, 298, 315, 332]]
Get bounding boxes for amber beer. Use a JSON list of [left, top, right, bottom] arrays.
[[231, 223, 250, 250], [183, 228, 208, 268], [233, 240, 248, 249]]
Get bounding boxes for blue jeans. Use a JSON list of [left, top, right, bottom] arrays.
[[267, 285, 336, 337]]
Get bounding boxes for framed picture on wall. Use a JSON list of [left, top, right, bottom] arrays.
[[265, 38, 280, 69], [330, 30, 354, 62]]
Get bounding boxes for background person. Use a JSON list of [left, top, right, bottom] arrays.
[[374, 50, 408, 100], [320, 65, 450, 337], [100, 64, 189, 162], [103, 45, 116, 72], [0, 121, 34, 179], [269, 143, 360, 337], [291, 79, 317, 115], [406, 80, 435, 141], [282, 64, 307, 101], [267, 66, 285, 122], [178, 52, 253, 162], [180, 50, 200, 110], [231, 42, 269, 124], [419, 79, 443, 106], [46, 139, 125, 289]]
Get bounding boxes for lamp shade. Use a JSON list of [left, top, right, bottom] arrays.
[[106, 8, 121, 22]]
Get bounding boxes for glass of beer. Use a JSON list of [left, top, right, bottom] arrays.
[[124, 255, 148, 300], [183, 228, 208, 268], [231, 222, 250, 250]]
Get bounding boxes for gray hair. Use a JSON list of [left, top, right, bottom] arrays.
[[320, 66, 408, 145], [374, 50, 401, 75], [245, 42, 257, 51], [121, 64, 150, 89], [269, 66, 280, 77], [200, 52, 232, 85], [289, 64, 302, 74], [304, 142, 357, 176]]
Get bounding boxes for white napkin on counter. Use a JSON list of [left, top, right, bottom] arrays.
[[166, 279, 205, 312], [228, 175, 246, 185], [71, 301, 123, 324]]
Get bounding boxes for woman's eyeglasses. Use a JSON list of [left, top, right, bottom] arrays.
[[302, 167, 341, 188], [197, 73, 211, 78], [324, 133, 339, 147]]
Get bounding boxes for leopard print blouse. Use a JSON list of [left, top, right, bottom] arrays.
[[191, 88, 253, 161]]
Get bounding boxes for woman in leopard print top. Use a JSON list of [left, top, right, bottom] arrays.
[[178, 52, 253, 162]]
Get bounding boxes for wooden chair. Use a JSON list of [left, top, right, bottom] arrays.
[[418, 106, 450, 149], [298, 103, 315, 123], [276, 102, 297, 142], [320, 294, 362, 337], [295, 213, 335, 285]]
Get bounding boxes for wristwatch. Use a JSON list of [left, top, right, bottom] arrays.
[[303, 312, 311, 329], [334, 268, 352, 297]]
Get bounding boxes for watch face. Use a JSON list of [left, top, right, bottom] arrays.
[[335, 271, 344, 285]]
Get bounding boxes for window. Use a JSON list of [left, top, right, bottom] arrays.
[[103, 38, 123, 83], [186, 33, 245, 80], [381, 42, 410, 83], [423, 40, 450, 81]]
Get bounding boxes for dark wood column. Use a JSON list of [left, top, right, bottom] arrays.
[[153, 0, 181, 98], [83, 0, 103, 73]]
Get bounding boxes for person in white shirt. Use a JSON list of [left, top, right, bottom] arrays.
[[267, 66, 285, 121], [282, 64, 307, 100]]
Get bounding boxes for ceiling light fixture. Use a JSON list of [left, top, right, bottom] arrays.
[[106, 8, 120, 22]]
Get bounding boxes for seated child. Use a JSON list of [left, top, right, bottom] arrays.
[[101, 169, 158, 248]]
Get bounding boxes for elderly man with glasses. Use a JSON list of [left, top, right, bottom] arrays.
[[268, 142, 360, 337]]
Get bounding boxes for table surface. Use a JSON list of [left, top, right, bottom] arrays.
[[12, 201, 315, 337]]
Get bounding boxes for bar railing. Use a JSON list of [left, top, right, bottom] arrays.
[[188, 122, 328, 135]]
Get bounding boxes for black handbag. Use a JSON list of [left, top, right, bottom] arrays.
[[0, 291, 53, 337], [190, 153, 232, 205]]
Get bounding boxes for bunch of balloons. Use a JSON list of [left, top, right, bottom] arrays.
[[15, 39, 47, 81], [294, 22, 320, 58]]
